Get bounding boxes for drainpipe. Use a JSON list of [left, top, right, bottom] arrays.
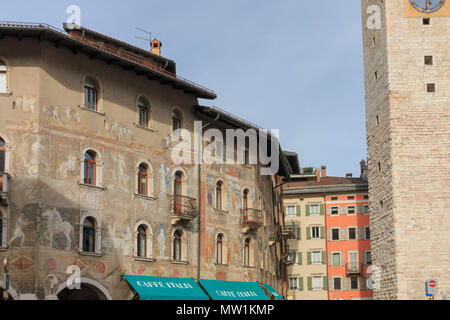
[[196, 107, 220, 280]]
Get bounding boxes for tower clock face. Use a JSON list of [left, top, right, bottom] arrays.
[[409, 0, 446, 13]]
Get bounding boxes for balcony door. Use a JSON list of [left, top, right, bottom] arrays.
[[349, 251, 359, 269], [174, 172, 183, 214]]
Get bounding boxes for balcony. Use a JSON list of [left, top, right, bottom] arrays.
[[169, 195, 198, 225], [283, 222, 297, 239], [241, 208, 263, 233], [346, 263, 363, 276], [0, 173, 11, 205], [269, 225, 282, 246], [284, 254, 295, 266]]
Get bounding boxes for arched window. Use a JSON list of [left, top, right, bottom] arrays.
[[84, 77, 98, 111], [173, 230, 182, 261], [217, 234, 223, 265], [216, 181, 223, 210], [138, 97, 149, 128], [0, 60, 7, 93], [84, 151, 97, 185], [172, 110, 181, 133], [244, 238, 250, 267], [0, 138, 5, 173], [138, 163, 149, 196], [82, 217, 96, 253], [137, 225, 147, 258], [243, 189, 249, 210], [174, 171, 183, 214]]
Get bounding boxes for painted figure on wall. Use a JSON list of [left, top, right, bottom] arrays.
[[42, 208, 74, 251], [57, 154, 77, 179], [158, 164, 170, 199], [157, 224, 166, 259], [116, 154, 129, 189], [9, 213, 32, 247], [28, 136, 44, 176]]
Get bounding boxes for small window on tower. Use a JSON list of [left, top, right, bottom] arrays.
[[424, 56, 433, 65], [427, 83, 436, 93], [376, 115, 379, 126], [374, 70, 378, 80], [423, 18, 430, 25]]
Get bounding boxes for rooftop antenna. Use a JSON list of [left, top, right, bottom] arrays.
[[135, 27, 152, 42]]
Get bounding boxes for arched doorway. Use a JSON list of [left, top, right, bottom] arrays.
[[56, 278, 112, 300], [0, 287, 13, 300]]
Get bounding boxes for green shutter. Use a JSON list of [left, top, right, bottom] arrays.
[[322, 251, 326, 265], [307, 251, 311, 265], [307, 277, 312, 291], [297, 252, 302, 265], [299, 277, 304, 291], [296, 205, 301, 216], [320, 226, 325, 239], [323, 276, 328, 290], [305, 205, 310, 216], [306, 227, 311, 240], [320, 204, 325, 215], [296, 227, 301, 240]]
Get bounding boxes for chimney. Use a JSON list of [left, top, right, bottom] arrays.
[[315, 168, 321, 182], [150, 39, 162, 56], [346, 173, 353, 179], [321, 166, 327, 177]]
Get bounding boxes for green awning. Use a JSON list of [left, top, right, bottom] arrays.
[[123, 275, 209, 300], [198, 279, 270, 300], [261, 283, 284, 300]]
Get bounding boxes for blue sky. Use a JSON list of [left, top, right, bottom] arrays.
[[1, 0, 367, 177]]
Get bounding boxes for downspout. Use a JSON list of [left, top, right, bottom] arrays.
[[196, 107, 220, 280]]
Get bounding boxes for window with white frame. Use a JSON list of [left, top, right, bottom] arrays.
[[215, 181, 224, 210], [0, 60, 7, 93], [289, 277, 298, 291], [311, 226, 320, 239], [310, 204, 320, 215], [331, 207, 339, 215], [311, 251, 321, 264], [286, 205, 296, 216], [347, 206, 356, 214], [134, 221, 153, 259], [80, 148, 103, 188], [216, 233, 228, 265], [313, 276, 323, 290], [173, 230, 183, 261], [348, 227, 357, 240], [79, 215, 101, 255], [332, 228, 340, 241], [332, 252, 341, 266], [333, 277, 342, 290]]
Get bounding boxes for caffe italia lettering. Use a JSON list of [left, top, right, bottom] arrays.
[[136, 281, 194, 289], [215, 290, 258, 298]]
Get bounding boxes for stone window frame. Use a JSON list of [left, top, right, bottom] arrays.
[[243, 237, 255, 268], [79, 147, 105, 190], [170, 227, 189, 264], [78, 212, 102, 256], [0, 57, 12, 95], [135, 160, 155, 199], [0, 133, 11, 173], [214, 179, 225, 211], [329, 251, 344, 267], [135, 94, 152, 129], [170, 167, 189, 198], [133, 220, 154, 261], [215, 232, 228, 266], [331, 276, 343, 291], [80, 74, 104, 115]]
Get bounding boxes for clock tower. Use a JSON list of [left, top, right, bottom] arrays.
[[361, 0, 449, 300]]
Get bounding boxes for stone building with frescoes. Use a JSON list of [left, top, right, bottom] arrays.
[[0, 22, 294, 300]]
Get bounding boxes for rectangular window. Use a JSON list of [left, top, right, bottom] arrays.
[[427, 83, 436, 93], [364, 205, 369, 214], [311, 227, 320, 239], [365, 227, 370, 240], [366, 251, 372, 265], [331, 197, 338, 201], [332, 253, 341, 266], [425, 56, 433, 65], [310, 204, 320, 215], [349, 228, 357, 240], [332, 229, 339, 241], [347, 196, 355, 200], [350, 277, 359, 290], [313, 276, 323, 290], [347, 206, 355, 215], [286, 205, 296, 216], [289, 277, 298, 291], [311, 251, 321, 264], [334, 278, 342, 290], [331, 207, 339, 215]]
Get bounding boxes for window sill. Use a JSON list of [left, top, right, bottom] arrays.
[[0, 92, 12, 97], [171, 260, 189, 265], [243, 266, 255, 269], [214, 208, 229, 214], [79, 183, 107, 191], [79, 105, 106, 116], [134, 257, 156, 263], [134, 193, 157, 201], [0, 246, 8, 252], [79, 251, 103, 257], [215, 263, 229, 267], [134, 123, 156, 133]]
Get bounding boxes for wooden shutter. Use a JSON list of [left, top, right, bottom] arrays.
[[320, 204, 325, 216], [296, 227, 301, 240], [361, 227, 366, 240], [306, 227, 311, 240], [357, 227, 361, 240], [344, 227, 349, 241], [305, 204, 310, 216], [320, 226, 325, 239], [339, 228, 344, 241], [340, 252, 345, 266], [330, 277, 334, 291], [328, 253, 332, 266], [360, 277, 367, 291], [307, 277, 312, 291], [296, 205, 301, 216], [307, 251, 312, 265], [299, 277, 304, 291], [327, 229, 332, 241], [322, 251, 326, 265], [297, 252, 302, 265], [326, 206, 331, 216], [323, 276, 328, 290], [339, 206, 345, 215], [362, 250, 367, 265]]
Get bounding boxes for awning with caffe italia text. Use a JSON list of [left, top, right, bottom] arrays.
[[198, 279, 270, 300], [260, 283, 284, 300], [123, 275, 209, 300]]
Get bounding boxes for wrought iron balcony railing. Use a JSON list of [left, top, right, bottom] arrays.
[[283, 222, 297, 239], [241, 208, 263, 232], [345, 263, 363, 276], [170, 195, 198, 223], [0, 172, 11, 205]]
